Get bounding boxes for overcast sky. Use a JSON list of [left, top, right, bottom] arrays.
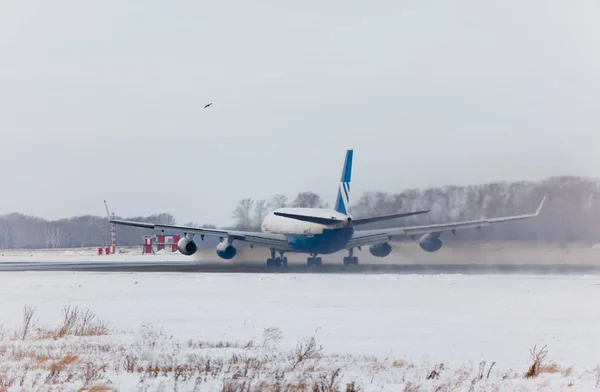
[[0, 0, 599, 226]]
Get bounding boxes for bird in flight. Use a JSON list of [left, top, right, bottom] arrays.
[[204, 103, 213, 108]]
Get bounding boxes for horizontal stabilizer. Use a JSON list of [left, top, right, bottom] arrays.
[[273, 212, 347, 226], [352, 209, 430, 226]]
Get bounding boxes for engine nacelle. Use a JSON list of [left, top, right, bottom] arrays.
[[419, 232, 443, 252], [369, 242, 392, 258], [177, 237, 198, 256], [216, 242, 237, 260]]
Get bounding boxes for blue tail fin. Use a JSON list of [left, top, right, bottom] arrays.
[[334, 149, 353, 215]]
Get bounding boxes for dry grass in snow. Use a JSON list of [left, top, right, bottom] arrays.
[[0, 305, 598, 391]]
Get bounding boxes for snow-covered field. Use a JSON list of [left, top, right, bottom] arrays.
[[1, 272, 599, 390]]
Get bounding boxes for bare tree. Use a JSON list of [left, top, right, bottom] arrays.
[[155, 213, 176, 225], [183, 221, 201, 228], [2, 225, 11, 249], [269, 194, 288, 209], [292, 191, 325, 208], [232, 198, 254, 230], [253, 199, 269, 229], [183, 221, 217, 230], [44, 225, 50, 248], [44, 224, 61, 248]]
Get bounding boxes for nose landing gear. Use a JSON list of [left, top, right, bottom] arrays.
[[307, 254, 322, 267], [343, 248, 358, 266]]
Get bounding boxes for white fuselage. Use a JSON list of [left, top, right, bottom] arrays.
[[261, 208, 351, 235]]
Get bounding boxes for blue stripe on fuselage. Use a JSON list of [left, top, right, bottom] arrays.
[[285, 227, 354, 254]]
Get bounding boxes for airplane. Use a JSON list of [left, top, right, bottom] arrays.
[[107, 149, 546, 267]]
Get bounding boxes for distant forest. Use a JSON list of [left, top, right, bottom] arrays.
[[0, 176, 597, 249]]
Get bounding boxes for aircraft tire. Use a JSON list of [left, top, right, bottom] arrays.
[[266, 258, 274, 267]]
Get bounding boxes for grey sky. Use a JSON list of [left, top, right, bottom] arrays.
[[1, 0, 599, 226]]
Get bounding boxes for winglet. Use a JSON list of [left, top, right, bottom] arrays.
[[535, 195, 547, 215]]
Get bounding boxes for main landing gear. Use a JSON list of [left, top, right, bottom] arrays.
[[307, 254, 322, 267], [265, 250, 358, 267], [343, 248, 359, 266], [266, 249, 288, 268]]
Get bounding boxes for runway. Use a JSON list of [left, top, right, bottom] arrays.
[[1, 261, 600, 274]]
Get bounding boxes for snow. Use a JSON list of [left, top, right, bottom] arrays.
[[0, 247, 191, 263], [0, 272, 599, 390]]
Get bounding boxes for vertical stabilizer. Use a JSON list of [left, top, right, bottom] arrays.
[[334, 149, 353, 215]]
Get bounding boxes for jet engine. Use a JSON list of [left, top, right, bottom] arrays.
[[216, 242, 237, 260], [369, 242, 393, 257], [177, 237, 198, 256], [419, 232, 443, 252]]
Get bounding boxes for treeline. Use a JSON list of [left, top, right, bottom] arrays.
[[0, 176, 598, 249], [229, 176, 598, 244], [0, 213, 180, 250]]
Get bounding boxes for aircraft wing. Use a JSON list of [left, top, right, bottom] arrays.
[[109, 219, 293, 250], [346, 196, 546, 249]]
